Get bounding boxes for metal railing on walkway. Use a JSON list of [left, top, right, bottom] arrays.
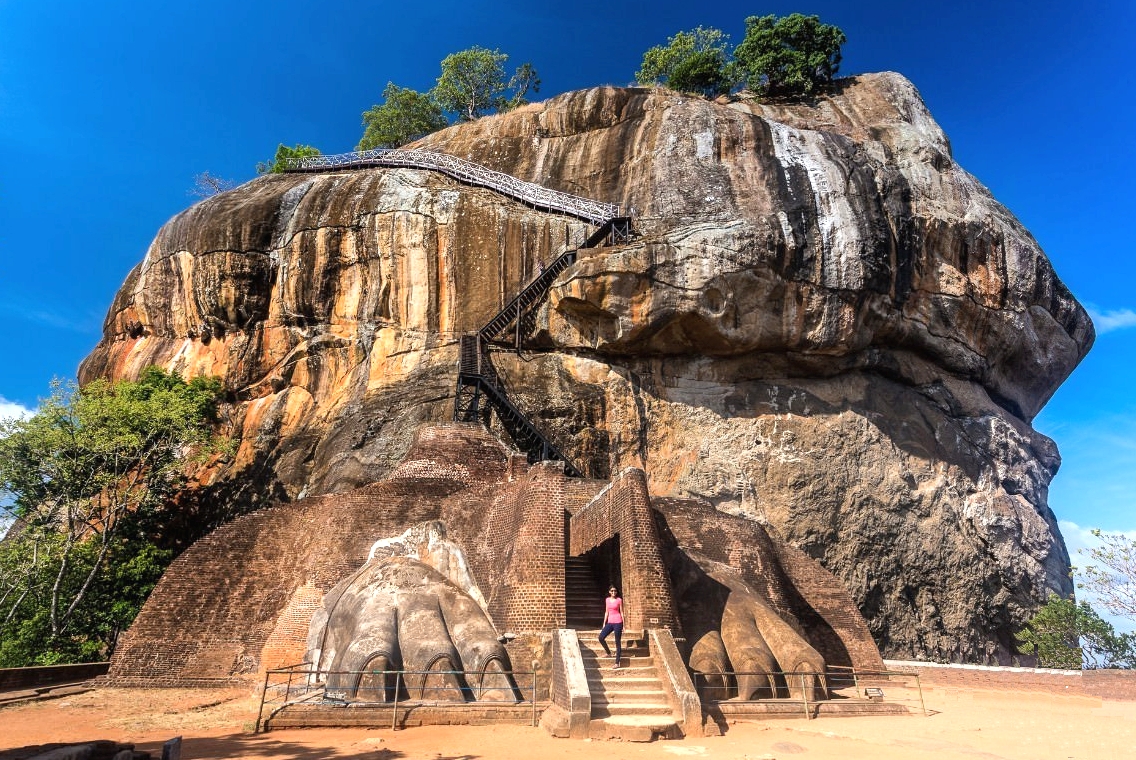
[[692, 666, 927, 719], [256, 663, 542, 732], [283, 148, 621, 226]]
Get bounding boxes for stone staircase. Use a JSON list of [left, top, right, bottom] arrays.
[[564, 557, 605, 629], [576, 632, 682, 741]]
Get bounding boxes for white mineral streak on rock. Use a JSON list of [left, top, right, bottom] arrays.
[[81, 76, 1095, 664], [694, 130, 714, 159], [767, 120, 865, 291], [273, 180, 313, 251], [368, 520, 489, 615]]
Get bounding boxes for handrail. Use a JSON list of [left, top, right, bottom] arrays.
[[283, 148, 621, 226], [256, 663, 542, 732], [691, 667, 927, 717]]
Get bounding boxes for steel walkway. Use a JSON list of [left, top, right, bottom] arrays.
[[283, 148, 620, 226]]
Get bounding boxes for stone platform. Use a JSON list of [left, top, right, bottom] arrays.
[[262, 700, 547, 731]]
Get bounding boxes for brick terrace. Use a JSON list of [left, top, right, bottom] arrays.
[[107, 423, 883, 688]]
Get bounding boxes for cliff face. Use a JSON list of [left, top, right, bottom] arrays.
[[79, 73, 1093, 662]]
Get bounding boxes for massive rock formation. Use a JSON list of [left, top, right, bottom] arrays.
[[80, 73, 1093, 662]]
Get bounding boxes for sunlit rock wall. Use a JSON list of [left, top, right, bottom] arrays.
[[81, 73, 1093, 662]]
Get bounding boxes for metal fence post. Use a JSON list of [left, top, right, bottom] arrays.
[[531, 661, 539, 727], [801, 672, 810, 720], [255, 669, 272, 733], [391, 671, 401, 731]]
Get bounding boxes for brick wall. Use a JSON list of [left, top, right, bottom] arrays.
[[0, 663, 109, 691], [108, 422, 880, 688], [569, 468, 679, 633], [488, 463, 568, 632], [109, 424, 612, 685], [886, 660, 1136, 700], [109, 424, 522, 685]]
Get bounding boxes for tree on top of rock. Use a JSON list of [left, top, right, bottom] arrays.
[[734, 13, 846, 97], [358, 83, 448, 150], [256, 143, 321, 174], [635, 26, 736, 98], [432, 46, 539, 121]]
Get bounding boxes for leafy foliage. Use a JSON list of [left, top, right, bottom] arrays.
[[354, 47, 541, 150], [1078, 530, 1136, 622], [1016, 595, 1136, 669], [733, 13, 846, 97], [0, 368, 226, 666], [433, 46, 509, 122], [256, 143, 321, 174], [432, 46, 539, 121], [499, 61, 541, 112], [635, 26, 735, 97], [358, 83, 448, 150]]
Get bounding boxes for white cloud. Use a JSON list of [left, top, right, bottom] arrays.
[[1086, 307, 1136, 334], [1060, 520, 1136, 634], [0, 397, 34, 421]]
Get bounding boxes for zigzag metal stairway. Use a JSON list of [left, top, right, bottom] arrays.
[[284, 146, 631, 476], [452, 212, 632, 477]]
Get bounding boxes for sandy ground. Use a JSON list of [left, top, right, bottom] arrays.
[[1, 684, 1134, 760]]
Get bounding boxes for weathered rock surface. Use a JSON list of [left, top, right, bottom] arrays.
[[80, 73, 1093, 662]]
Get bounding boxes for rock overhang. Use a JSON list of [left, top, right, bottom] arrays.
[[78, 72, 1091, 663]]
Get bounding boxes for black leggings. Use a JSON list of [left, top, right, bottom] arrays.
[[599, 622, 623, 663]]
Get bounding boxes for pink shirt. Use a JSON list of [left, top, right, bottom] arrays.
[[605, 596, 623, 625]]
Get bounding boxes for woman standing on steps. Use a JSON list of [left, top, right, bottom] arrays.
[[599, 586, 624, 669]]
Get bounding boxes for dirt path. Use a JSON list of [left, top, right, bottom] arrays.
[[1, 685, 1133, 759]]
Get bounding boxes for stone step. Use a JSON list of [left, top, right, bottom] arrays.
[[582, 657, 654, 671], [591, 702, 675, 718], [592, 689, 668, 704], [581, 650, 649, 660], [578, 638, 647, 651], [575, 629, 645, 641], [588, 716, 681, 742], [587, 676, 661, 692], [589, 666, 661, 681]]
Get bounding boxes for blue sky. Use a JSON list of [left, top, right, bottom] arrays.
[[1, 1, 1134, 614]]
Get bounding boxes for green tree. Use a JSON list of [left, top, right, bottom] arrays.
[[1016, 595, 1136, 669], [432, 46, 539, 121], [635, 26, 734, 97], [498, 61, 541, 112], [256, 143, 321, 174], [1078, 530, 1136, 622], [0, 368, 226, 665], [733, 13, 846, 98], [358, 83, 448, 150]]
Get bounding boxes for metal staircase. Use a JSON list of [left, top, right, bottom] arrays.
[[454, 333, 584, 477], [284, 146, 632, 477], [453, 214, 633, 477]]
